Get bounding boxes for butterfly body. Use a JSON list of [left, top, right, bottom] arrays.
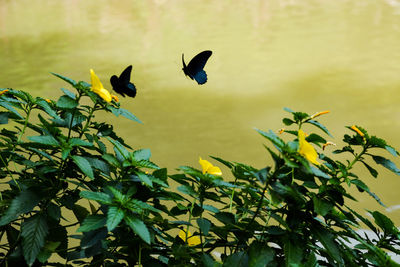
[[182, 50, 212, 85], [110, 65, 137, 98]]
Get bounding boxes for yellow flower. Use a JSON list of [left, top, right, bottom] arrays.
[[199, 157, 222, 176], [90, 69, 112, 102], [178, 229, 201, 246], [350, 125, 364, 137], [111, 94, 119, 102], [0, 89, 9, 96], [322, 141, 336, 151], [278, 128, 285, 134], [298, 129, 320, 165], [45, 98, 51, 103], [310, 110, 330, 119]]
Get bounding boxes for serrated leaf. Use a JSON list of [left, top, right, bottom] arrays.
[[312, 225, 343, 265], [372, 155, 400, 175], [0, 190, 40, 226], [307, 119, 333, 137], [310, 166, 331, 179], [107, 206, 125, 231], [249, 241, 274, 267], [69, 138, 92, 147], [385, 145, 398, 157], [37, 241, 60, 263], [0, 101, 23, 118], [119, 108, 142, 123], [56, 95, 78, 109], [197, 218, 211, 236], [107, 186, 125, 203], [256, 129, 285, 149], [283, 107, 294, 113], [72, 204, 89, 222], [107, 137, 129, 160], [80, 191, 112, 204], [370, 211, 397, 235], [223, 251, 248, 267], [0, 111, 9, 124], [60, 87, 76, 99], [361, 161, 378, 178], [71, 155, 94, 179], [35, 99, 60, 119], [77, 215, 107, 232], [133, 148, 151, 161], [124, 215, 150, 244], [313, 196, 333, 216], [51, 72, 77, 86], [21, 215, 49, 266], [28, 135, 59, 146], [137, 172, 153, 187]]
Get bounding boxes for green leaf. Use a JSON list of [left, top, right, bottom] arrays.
[[119, 108, 142, 123], [284, 239, 303, 266], [256, 129, 285, 149], [77, 215, 107, 232], [56, 95, 78, 109], [69, 138, 92, 147], [72, 204, 89, 222], [361, 161, 378, 178], [0, 101, 23, 118], [284, 107, 294, 113], [282, 118, 294, 126], [197, 218, 211, 236], [107, 206, 125, 231], [223, 251, 248, 267], [37, 241, 60, 263], [71, 155, 94, 179], [370, 211, 397, 235], [133, 148, 151, 161], [248, 241, 275, 267], [312, 196, 333, 216], [201, 254, 221, 267], [51, 72, 77, 86], [307, 119, 333, 137], [80, 191, 112, 204], [310, 166, 331, 179], [137, 172, 153, 187], [60, 87, 76, 99], [124, 215, 151, 244], [35, 99, 60, 119], [21, 215, 49, 266], [372, 155, 400, 175], [311, 225, 343, 265], [0, 190, 40, 226], [0, 111, 9, 124], [214, 212, 235, 225], [28, 135, 59, 146], [107, 137, 129, 160], [385, 145, 398, 157]]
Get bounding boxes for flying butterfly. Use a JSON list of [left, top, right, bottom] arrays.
[[110, 65, 137, 98], [182, 50, 212, 85]]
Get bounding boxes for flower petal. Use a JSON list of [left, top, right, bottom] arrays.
[[178, 229, 190, 242], [90, 69, 104, 92], [199, 157, 212, 174], [298, 129, 320, 165], [187, 235, 201, 246]]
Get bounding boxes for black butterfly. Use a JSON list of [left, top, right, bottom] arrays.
[[110, 65, 137, 98], [182, 50, 212, 85]]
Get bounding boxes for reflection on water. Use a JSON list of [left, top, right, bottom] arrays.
[[1, 0, 400, 222]]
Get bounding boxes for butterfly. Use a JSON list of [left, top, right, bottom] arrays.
[[110, 65, 137, 98], [182, 50, 212, 85]]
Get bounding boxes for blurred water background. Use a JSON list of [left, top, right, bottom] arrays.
[[1, 0, 400, 222]]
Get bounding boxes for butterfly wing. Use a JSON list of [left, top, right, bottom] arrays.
[[110, 75, 126, 97], [186, 50, 212, 76], [193, 70, 208, 85], [119, 65, 132, 85]]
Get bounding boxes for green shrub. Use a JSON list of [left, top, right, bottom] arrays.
[[0, 72, 399, 266]]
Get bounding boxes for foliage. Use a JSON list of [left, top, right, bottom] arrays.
[[0, 73, 400, 266]]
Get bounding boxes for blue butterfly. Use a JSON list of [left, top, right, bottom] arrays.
[[110, 65, 137, 98], [182, 50, 212, 85]]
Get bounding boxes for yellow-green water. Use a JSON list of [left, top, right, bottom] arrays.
[[1, 0, 400, 222]]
